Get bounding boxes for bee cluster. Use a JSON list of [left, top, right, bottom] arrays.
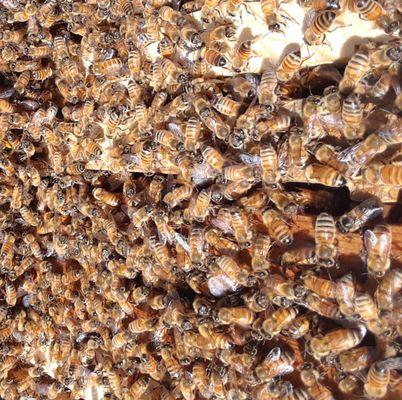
[[0, 0, 401, 399]]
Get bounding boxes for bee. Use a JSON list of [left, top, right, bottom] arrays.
[[282, 315, 312, 339], [185, 117, 201, 152], [20, 206, 40, 226], [364, 164, 402, 185], [303, 292, 342, 319], [216, 255, 250, 286], [205, 229, 240, 255], [354, 292, 384, 334], [14, 71, 31, 95], [276, 50, 304, 82], [336, 346, 379, 374], [315, 144, 348, 173], [92, 188, 120, 207], [370, 43, 402, 69], [128, 316, 158, 334], [211, 95, 241, 117], [255, 347, 295, 383], [189, 189, 212, 222], [251, 235, 271, 271], [93, 58, 124, 76], [262, 209, 293, 245], [202, 145, 226, 172], [305, 164, 346, 187], [5, 281, 17, 306], [288, 129, 309, 168], [375, 269, 402, 311], [262, 307, 299, 337], [342, 93, 365, 140], [259, 67, 278, 109], [231, 207, 253, 247], [364, 360, 392, 399], [1, 233, 15, 260], [301, 0, 340, 10], [161, 345, 183, 379], [164, 185, 193, 209], [314, 212, 337, 268], [335, 272, 356, 318], [309, 326, 366, 359], [301, 271, 337, 298], [304, 11, 337, 45], [281, 245, 316, 266], [180, 23, 203, 49], [339, 50, 370, 94], [300, 364, 336, 400], [31, 66, 53, 81], [129, 376, 150, 398], [217, 306, 256, 326], [337, 198, 383, 234], [363, 224, 392, 278], [242, 290, 270, 312], [260, 142, 279, 186], [267, 189, 298, 215], [372, 72, 393, 99]]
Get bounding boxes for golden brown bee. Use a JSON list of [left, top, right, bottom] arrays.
[[277, 50, 304, 82], [262, 209, 293, 245], [337, 198, 383, 233], [250, 234, 271, 271], [314, 212, 337, 268], [301, 0, 340, 10], [163, 184, 193, 209], [211, 95, 241, 117], [202, 145, 226, 172], [5, 281, 17, 306], [315, 144, 348, 174], [363, 224, 392, 278], [93, 188, 120, 207], [217, 306, 255, 326], [129, 376, 150, 398], [304, 11, 337, 45], [364, 163, 402, 185], [282, 315, 312, 339], [342, 93, 365, 140], [268, 189, 298, 215], [303, 292, 342, 319], [364, 360, 392, 399], [339, 50, 370, 93], [262, 307, 299, 337], [309, 325, 366, 359], [255, 347, 295, 383], [335, 346, 379, 372], [305, 164, 346, 187], [375, 269, 402, 311], [301, 271, 337, 298], [260, 142, 279, 186], [259, 67, 278, 109], [300, 364, 335, 400], [215, 255, 250, 285]]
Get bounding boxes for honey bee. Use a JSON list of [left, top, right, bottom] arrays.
[[164, 184, 193, 209], [363, 224, 392, 277], [202, 145, 226, 172], [304, 11, 337, 45], [250, 235, 271, 271], [282, 315, 312, 339], [301, 271, 337, 298], [314, 144, 348, 174], [335, 272, 356, 318], [5, 281, 17, 306], [268, 189, 299, 215], [231, 207, 253, 247], [211, 95, 241, 117], [305, 164, 346, 187], [301, 0, 340, 10], [262, 209, 293, 245], [300, 364, 336, 400], [259, 67, 278, 109], [255, 347, 295, 383], [370, 43, 402, 69], [309, 325, 366, 359], [217, 306, 256, 326], [342, 93, 365, 140], [375, 269, 402, 311], [281, 245, 316, 266], [337, 198, 383, 234], [364, 360, 392, 399], [93, 188, 120, 207], [277, 50, 304, 82], [363, 163, 402, 185], [303, 292, 342, 319], [314, 212, 337, 268], [129, 376, 150, 398], [260, 142, 279, 187], [262, 307, 299, 337], [339, 50, 370, 94], [335, 346, 379, 372]]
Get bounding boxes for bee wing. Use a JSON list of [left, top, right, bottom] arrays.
[[175, 232, 190, 253], [191, 163, 218, 186], [207, 274, 239, 297], [265, 347, 281, 362], [378, 357, 402, 370], [239, 153, 261, 166]]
